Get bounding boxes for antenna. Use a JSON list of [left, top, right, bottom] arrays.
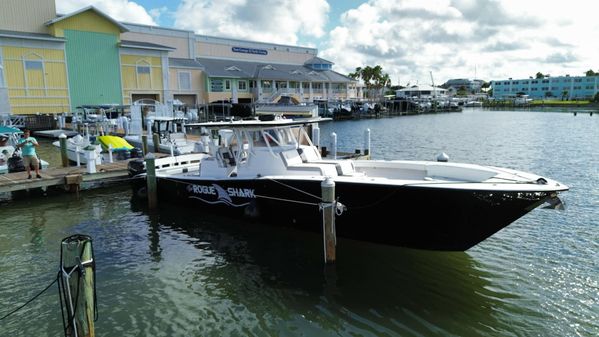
[[430, 71, 436, 98]]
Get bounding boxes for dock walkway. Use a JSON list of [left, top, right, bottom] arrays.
[[0, 156, 166, 194]]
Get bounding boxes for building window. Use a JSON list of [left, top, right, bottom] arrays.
[[238, 80, 247, 91], [25, 60, 43, 70], [225, 80, 231, 91], [531, 80, 538, 84], [23, 54, 46, 95], [136, 65, 151, 74], [211, 79, 223, 92], [178, 72, 191, 90], [522, 81, 528, 84]]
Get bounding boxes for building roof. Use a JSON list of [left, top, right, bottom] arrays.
[[169, 58, 204, 69], [120, 40, 174, 51], [304, 56, 334, 65], [46, 6, 129, 32], [397, 84, 447, 92], [196, 57, 355, 83], [0, 29, 65, 42]]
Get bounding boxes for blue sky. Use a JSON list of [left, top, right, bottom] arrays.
[[56, 0, 599, 85]]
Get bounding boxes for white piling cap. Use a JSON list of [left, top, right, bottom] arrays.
[[58, 133, 67, 139], [321, 176, 335, 187], [144, 153, 155, 159], [437, 152, 449, 162]]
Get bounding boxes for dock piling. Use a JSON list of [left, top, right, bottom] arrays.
[[152, 133, 160, 153], [108, 144, 114, 164], [75, 146, 81, 167], [363, 128, 371, 156], [145, 153, 157, 209], [321, 177, 336, 264], [59, 133, 69, 167], [85, 149, 97, 174], [59, 234, 96, 337], [141, 135, 148, 156], [330, 132, 337, 159]]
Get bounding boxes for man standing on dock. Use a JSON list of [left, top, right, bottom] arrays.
[[17, 129, 41, 179]]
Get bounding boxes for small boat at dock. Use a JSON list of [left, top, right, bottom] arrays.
[[129, 116, 568, 251]]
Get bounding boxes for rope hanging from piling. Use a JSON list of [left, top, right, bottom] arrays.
[[0, 273, 59, 321], [58, 234, 97, 337]]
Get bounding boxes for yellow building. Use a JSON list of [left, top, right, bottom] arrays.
[[0, 0, 358, 116]]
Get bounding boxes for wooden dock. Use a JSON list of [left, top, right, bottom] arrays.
[[0, 159, 140, 194]]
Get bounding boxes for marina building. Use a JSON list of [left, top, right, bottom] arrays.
[[442, 78, 483, 93], [490, 75, 599, 100], [0, 0, 358, 115]]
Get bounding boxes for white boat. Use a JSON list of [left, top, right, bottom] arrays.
[[128, 116, 568, 251], [52, 134, 140, 165], [464, 101, 483, 107], [124, 116, 196, 155], [0, 126, 49, 174]]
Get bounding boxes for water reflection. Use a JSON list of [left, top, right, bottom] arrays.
[[132, 199, 513, 336]]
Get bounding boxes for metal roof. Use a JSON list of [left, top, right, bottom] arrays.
[[196, 57, 355, 83], [46, 6, 129, 32], [304, 56, 334, 65], [120, 40, 174, 51], [169, 58, 205, 69], [0, 29, 65, 42]]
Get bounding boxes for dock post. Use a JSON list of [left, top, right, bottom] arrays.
[[59, 133, 69, 167], [141, 135, 148, 156], [312, 124, 320, 148], [145, 153, 157, 209], [84, 149, 97, 174], [75, 146, 81, 167], [363, 128, 371, 157], [330, 132, 337, 159], [108, 144, 114, 163], [152, 133, 160, 153], [321, 177, 336, 263], [59, 234, 96, 337]]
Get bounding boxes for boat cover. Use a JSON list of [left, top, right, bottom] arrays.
[[97, 135, 134, 151]]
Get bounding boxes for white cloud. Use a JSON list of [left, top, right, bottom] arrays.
[[55, 0, 156, 25], [172, 0, 329, 45], [321, 0, 599, 85]]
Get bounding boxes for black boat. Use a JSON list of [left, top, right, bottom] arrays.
[[129, 117, 568, 251]]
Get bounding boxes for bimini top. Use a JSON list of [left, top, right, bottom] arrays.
[[0, 126, 22, 135], [187, 117, 331, 129]]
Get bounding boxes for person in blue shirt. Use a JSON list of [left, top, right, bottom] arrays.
[[17, 129, 41, 179]]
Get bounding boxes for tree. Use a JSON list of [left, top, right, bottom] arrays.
[[561, 90, 569, 101], [545, 91, 554, 98], [348, 65, 391, 98], [593, 92, 599, 102], [585, 69, 596, 77], [535, 72, 545, 79]]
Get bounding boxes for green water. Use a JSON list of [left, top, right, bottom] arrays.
[[0, 108, 597, 336]]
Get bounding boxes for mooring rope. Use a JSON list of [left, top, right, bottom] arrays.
[[0, 272, 59, 321]]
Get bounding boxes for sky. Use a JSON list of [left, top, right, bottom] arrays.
[[56, 0, 599, 86]]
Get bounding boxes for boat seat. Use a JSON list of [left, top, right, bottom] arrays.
[[217, 147, 236, 167]]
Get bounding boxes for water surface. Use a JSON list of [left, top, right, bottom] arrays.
[[1, 108, 597, 336]]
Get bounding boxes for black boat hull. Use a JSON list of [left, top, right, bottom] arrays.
[[140, 177, 554, 251]]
